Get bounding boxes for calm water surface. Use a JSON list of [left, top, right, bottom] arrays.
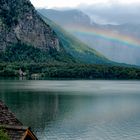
[[0, 80, 140, 140]]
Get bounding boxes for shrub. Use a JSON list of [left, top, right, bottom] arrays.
[[0, 129, 10, 140]]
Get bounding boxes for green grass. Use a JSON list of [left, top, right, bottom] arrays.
[[0, 129, 10, 140]]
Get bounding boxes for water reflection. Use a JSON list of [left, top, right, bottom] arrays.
[[0, 80, 140, 140]]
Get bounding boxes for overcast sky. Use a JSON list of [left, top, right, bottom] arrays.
[[31, 0, 140, 24], [30, 0, 140, 8]]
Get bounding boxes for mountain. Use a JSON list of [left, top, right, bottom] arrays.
[[77, 3, 140, 25], [72, 23, 140, 66], [38, 9, 92, 27], [0, 0, 110, 65], [38, 9, 140, 66], [0, 0, 74, 63], [0, 1, 140, 78], [39, 14, 111, 64]]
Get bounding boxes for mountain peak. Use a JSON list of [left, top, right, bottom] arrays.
[[38, 9, 92, 27]]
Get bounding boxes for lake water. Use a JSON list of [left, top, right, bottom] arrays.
[[0, 80, 140, 140]]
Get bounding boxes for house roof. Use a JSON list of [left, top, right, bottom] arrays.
[[0, 101, 22, 126], [0, 100, 38, 140]]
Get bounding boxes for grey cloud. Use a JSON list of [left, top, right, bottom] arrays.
[[77, 3, 140, 24]]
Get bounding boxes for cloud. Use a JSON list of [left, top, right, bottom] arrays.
[[30, 0, 140, 8], [30, 0, 140, 24], [31, 0, 101, 8], [78, 2, 140, 24]]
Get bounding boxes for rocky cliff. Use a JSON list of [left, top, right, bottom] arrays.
[[0, 0, 111, 64], [0, 0, 67, 61]]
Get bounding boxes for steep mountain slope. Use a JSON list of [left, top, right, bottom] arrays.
[[39, 14, 111, 64], [0, 0, 111, 65], [0, 0, 74, 63], [39, 9, 140, 66]]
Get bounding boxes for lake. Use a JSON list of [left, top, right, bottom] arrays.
[[0, 80, 140, 140]]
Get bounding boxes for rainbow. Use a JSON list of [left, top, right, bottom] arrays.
[[65, 24, 140, 48]]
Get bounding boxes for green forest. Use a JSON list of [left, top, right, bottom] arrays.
[[0, 62, 140, 79], [0, 41, 140, 80]]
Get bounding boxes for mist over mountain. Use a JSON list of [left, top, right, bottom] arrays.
[[40, 2, 140, 25], [39, 14, 110, 64], [38, 8, 140, 65], [0, 0, 140, 79], [38, 9, 92, 27], [78, 2, 140, 25], [0, 0, 111, 65]]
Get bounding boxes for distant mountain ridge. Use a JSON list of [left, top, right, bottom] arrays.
[[38, 9, 92, 27], [38, 9, 140, 66]]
